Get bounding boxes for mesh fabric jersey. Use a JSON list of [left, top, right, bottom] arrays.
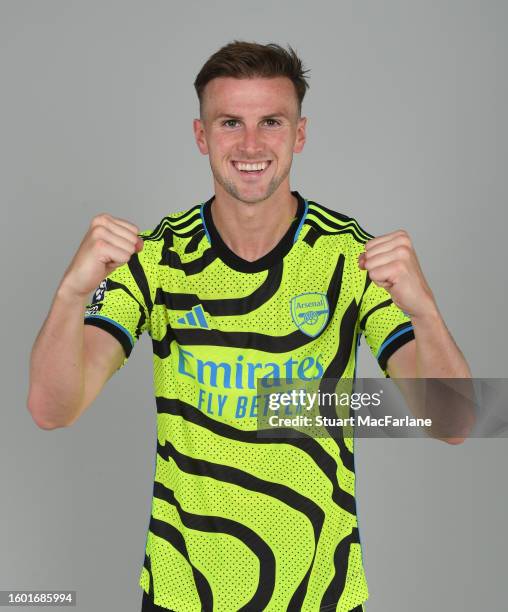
[[84, 191, 414, 612]]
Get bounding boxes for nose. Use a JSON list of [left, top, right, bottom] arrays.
[[238, 125, 264, 157]]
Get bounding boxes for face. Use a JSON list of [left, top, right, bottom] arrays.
[[193, 76, 307, 204]]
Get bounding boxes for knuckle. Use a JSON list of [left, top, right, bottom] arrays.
[[91, 213, 109, 227], [90, 225, 106, 240]]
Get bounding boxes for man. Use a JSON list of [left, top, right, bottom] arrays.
[[28, 41, 471, 612]]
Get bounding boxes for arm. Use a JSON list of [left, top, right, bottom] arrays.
[[27, 213, 143, 429], [386, 309, 471, 379], [387, 338, 475, 444], [359, 230, 474, 443], [27, 287, 125, 429]]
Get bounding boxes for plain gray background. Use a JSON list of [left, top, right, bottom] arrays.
[[1, 1, 506, 610]]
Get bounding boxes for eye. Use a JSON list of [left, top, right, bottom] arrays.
[[222, 119, 239, 128], [264, 118, 281, 127]]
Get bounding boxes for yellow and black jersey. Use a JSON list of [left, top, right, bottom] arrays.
[[84, 191, 414, 611]]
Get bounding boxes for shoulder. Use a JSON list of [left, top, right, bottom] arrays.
[[138, 203, 203, 242], [134, 202, 207, 261], [303, 197, 375, 249]]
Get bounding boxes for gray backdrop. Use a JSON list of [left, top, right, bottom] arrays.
[[1, 1, 506, 611]]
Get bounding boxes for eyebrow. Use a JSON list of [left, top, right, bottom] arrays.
[[213, 112, 289, 121]]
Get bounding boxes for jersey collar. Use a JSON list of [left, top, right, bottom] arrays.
[[201, 190, 308, 273]]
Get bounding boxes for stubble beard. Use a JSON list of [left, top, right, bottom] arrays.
[[211, 159, 292, 205]]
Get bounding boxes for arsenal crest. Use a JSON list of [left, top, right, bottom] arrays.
[[290, 292, 330, 337]]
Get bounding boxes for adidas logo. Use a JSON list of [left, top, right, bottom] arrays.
[[177, 304, 210, 329]]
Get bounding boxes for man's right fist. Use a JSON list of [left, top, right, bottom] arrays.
[[59, 213, 143, 300]]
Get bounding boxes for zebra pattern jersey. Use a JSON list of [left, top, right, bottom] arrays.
[[84, 191, 414, 611]]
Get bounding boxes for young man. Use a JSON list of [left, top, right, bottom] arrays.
[[28, 42, 471, 612]]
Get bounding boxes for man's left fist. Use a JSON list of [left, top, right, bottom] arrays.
[[358, 229, 436, 319]]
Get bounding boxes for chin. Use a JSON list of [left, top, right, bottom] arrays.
[[240, 181, 284, 203], [236, 189, 276, 205]]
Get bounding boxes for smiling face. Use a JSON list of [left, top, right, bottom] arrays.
[[193, 76, 307, 204]]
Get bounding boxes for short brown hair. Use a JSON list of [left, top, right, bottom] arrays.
[[194, 40, 310, 116]]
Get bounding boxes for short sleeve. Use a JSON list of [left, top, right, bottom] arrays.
[[358, 277, 415, 377], [83, 252, 152, 370]]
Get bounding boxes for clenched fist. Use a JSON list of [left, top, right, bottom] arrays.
[[358, 229, 436, 319], [59, 213, 143, 300]]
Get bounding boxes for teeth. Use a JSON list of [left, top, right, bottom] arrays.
[[234, 161, 269, 171]]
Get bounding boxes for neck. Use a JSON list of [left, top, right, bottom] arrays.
[[210, 186, 298, 262]]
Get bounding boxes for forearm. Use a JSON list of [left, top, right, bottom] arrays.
[[27, 285, 88, 428], [412, 306, 472, 379]]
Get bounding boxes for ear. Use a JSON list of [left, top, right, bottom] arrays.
[[193, 118, 209, 155], [293, 116, 307, 153]]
